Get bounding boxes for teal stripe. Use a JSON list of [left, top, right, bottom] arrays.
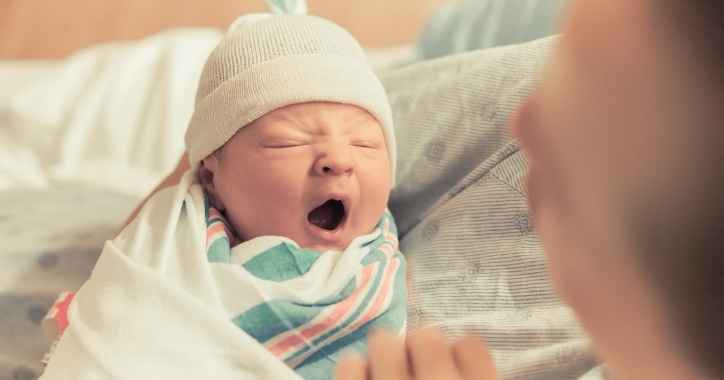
[[297, 266, 406, 374], [203, 191, 210, 222], [232, 300, 325, 343], [242, 242, 321, 282], [296, 293, 406, 374], [231, 278, 358, 343], [203, 193, 406, 375], [207, 237, 231, 263], [284, 214, 400, 363], [295, 325, 370, 379], [285, 252, 393, 364], [204, 192, 232, 263]]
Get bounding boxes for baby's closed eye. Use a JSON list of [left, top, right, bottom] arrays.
[[261, 139, 310, 149], [351, 140, 382, 149]]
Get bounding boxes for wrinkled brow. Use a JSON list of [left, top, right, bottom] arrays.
[[264, 110, 378, 136]]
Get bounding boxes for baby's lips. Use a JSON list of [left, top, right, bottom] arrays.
[[309, 192, 350, 212]]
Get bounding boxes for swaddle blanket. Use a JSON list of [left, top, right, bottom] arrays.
[[40, 169, 407, 380]]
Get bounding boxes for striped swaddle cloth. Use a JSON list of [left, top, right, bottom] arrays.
[[203, 197, 407, 378], [43, 193, 407, 380]]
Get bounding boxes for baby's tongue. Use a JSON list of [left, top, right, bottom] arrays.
[[308, 200, 342, 230]]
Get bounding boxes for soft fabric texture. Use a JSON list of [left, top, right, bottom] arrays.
[[1, 32, 602, 379], [185, 13, 397, 180], [204, 203, 406, 379], [381, 37, 598, 379], [39, 169, 406, 380]]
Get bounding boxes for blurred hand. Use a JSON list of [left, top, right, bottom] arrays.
[[336, 327, 497, 380]]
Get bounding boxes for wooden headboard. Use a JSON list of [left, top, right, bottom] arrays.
[[0, 0, 448, 59]]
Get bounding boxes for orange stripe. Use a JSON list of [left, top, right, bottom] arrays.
[[268, 265, 376, 357], [287, 254, 401, 367], [355, 255, 399, 329], [55, 292, 75, 335], [206, 222, 226, 242]]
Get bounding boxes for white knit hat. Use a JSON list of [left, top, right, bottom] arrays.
[[185, 5, 396, 179]]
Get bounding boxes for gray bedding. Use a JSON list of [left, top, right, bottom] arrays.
[[0, 185, 137, 380]]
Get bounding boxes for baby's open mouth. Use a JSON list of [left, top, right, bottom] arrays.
[[308, 199, 346, 231]]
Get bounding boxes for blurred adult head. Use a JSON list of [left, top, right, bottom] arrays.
[[513, 1, 724, 378]]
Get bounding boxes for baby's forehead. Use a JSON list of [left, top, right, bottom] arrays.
[[258, 102, 382, 132]]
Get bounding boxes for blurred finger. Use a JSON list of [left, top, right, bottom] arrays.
[[452, 336, 498, 379], [407, 327, 462, 380], [336, 351, 368, 380], [367, 329, 410, 380]]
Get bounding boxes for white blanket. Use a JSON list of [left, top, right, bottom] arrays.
[[40, 163, 406, 380], [40, 170, 303, 379]]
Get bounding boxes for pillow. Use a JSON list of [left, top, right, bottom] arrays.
[[0, 29, 222, 195], [381, 37, 598, 379]]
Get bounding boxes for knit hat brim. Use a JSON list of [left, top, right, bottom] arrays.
[[185, 53, 396, 180]]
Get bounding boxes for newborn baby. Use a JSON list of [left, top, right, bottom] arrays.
[[199, 102, 393, 254], [41, 9, 406, 380]]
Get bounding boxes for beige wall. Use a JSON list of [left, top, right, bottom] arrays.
[[0, 0, 448, 59]]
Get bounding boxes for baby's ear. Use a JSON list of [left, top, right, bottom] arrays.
[[199, 155, 225, 211]]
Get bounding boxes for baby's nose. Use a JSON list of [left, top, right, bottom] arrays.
[[314, 144, 355, 176]]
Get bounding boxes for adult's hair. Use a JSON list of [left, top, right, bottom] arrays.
[[661, 2, 724, 83], [633, 2, 724, 377]]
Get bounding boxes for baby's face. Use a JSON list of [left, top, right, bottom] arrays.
[[201, 102, 392, 252]]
